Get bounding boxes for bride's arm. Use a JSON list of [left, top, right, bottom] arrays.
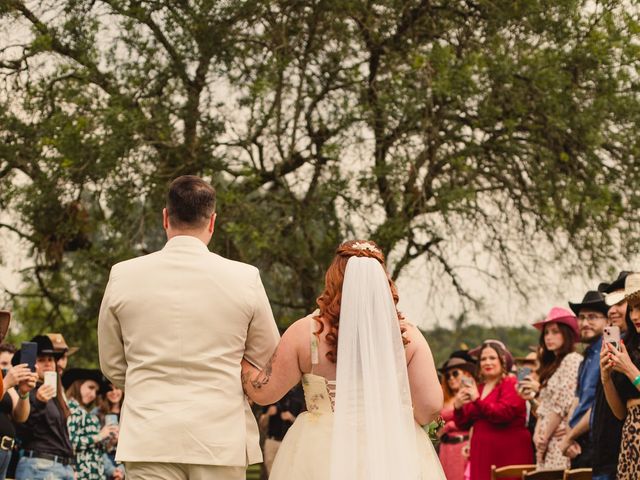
[[241, 318, 307, 405], [404, 324, 443, 425]]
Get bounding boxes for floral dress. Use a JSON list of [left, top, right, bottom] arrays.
[[535, 351, 582, 470], [67, 399, 105, 480]]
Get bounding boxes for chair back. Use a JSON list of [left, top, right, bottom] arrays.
[[490, 464, 536, 480], [563, 468, 592, 480], [523, 469, 565, 480]]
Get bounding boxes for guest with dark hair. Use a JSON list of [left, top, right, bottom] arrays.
[[14, 335, 74, 480], [63, 369, 117, 480], [0, 343, 37, 480], [519, 308, 582, 470], [589, 271, 630, 480], [95, 381, 124, 480], [438, 351, 476, 480], [601, 273, 640, 480], [454, 340, 533, 480]]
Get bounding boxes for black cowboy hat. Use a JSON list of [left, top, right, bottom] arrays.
[[62, 368, 108, 393], [569, 290, 608, 317], [12, 335, 64, 366]]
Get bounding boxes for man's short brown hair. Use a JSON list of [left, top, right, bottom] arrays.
[[166, 176, 216, 229]]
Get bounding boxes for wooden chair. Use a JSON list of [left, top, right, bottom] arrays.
[[563, 468, 592, 480], [522, 469, 565, 480], [490, 464, 536, 480]]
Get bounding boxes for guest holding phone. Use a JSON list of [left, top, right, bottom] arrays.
[[519, 308, 582, 470], [0, 343, 37, 480], [96, 382, 124, 480], [454, 340, 533, 480], [63, 369, 117, 480], [13, 335, 74, 480], [600, 273, 640, 480], [438, 351, 476, 480]]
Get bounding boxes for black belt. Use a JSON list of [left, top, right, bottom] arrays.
[[23, 450, 75, 466], [441, 433, 469, 444]]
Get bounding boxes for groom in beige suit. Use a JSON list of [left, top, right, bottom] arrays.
[[98, 176, 280, 480]]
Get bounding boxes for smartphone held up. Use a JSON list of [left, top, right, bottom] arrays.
[[603, 326, 621, 351]]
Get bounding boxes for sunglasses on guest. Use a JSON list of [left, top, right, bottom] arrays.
[[445, 369, 462, 380]]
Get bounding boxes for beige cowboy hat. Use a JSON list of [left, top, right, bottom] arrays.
[[46, 333, 79, 355]]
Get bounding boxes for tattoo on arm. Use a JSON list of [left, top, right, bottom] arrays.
[[244, 352, 277, 391]]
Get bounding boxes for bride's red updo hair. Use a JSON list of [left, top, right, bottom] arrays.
[[315, 240, 407, 363]]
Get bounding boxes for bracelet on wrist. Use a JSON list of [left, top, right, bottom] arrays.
[[17, 390, 29, 400], [632, 374, 640, 388]]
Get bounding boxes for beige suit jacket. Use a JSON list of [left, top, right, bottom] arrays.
[[98, 235, 280, 466]]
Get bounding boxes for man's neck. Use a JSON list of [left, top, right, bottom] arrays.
[[166, 230, 210, 245]]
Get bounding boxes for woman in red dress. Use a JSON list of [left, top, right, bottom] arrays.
[[438, 351, 477, 480], [454, 340, 533, 480]]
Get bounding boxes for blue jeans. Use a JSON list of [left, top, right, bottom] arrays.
[[0, 449, 11, 480], [592, 474, 615, 480], [15, 456, 74, 480]]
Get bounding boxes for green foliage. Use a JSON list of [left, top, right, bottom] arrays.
[[0, 0, 639, 360]]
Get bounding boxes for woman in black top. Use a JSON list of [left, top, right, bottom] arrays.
[[0, 345, 37, 480], [601, 274, 640, 480], [13, 335, 74, 480]]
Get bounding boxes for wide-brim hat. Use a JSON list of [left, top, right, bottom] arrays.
[[532, 307, 580, 342], [569, 290, 608, 317], [602, 271, 632, 306], [623, 272, 640, 303], [439, 351, 477, 376], [12, 334, 64, 366], [46, 333, 79, 356], [62, 368, 108, 393], [0, 311, 10, 343]]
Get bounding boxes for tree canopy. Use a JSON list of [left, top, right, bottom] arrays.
[[1, 0, 639, 362]]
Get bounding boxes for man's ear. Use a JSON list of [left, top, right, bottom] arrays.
[[163, 208, 169, 230], [209, 213, 217, 234]]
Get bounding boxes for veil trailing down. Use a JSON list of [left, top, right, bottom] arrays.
[[243, 241, 445, 480], [330, 256, 422, 479]]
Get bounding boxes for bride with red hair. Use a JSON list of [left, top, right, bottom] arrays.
[[241, 240, 445, 479]]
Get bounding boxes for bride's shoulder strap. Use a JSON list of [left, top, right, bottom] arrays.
[[309, 312, 320, 373]]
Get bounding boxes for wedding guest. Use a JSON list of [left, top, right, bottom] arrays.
[[96, 382, 124, 480], [522, 308, 582, 470], [64, 369, 118, 480], [0, 344, 14, 373], [454, 340, 533, 480], [600, 273, 640, 480], [13, 335, 75, 480], [590, 271, 630, 480], [438, 351, 476, 480], [47, 333, 79, 375], [0, 344, 37, 480], [559, 290, 608, 468]]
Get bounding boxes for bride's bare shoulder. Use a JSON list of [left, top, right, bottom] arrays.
[[282, 310, 321, 340]]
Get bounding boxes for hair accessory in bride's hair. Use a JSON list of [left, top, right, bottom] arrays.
[[351, 241, 380, 253]]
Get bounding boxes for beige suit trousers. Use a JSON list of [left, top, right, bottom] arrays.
[[125, 462, 246, 480]]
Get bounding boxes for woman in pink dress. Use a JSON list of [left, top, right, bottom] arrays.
[[454, 340, 534, 480], [438, 351, 477, 480]]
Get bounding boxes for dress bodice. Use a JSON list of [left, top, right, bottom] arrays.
[[302, 374, 335, 415]]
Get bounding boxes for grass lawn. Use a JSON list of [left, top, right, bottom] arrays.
[[246, 464, 262, 480]]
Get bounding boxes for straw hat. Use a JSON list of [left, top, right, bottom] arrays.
[[623, 272, 640, 303]]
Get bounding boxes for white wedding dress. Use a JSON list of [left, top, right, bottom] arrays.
[[269, 258, 446, 480]]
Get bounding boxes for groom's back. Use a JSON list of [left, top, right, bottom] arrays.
[[98, 235, 279, 466]]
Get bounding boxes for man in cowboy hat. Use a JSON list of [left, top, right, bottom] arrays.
[[559, 290, 608, 468], [98, 175, 280, 480], [46, 333, 79, 375]]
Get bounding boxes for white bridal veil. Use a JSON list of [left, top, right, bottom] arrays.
[[329, 256, 420, 480]]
